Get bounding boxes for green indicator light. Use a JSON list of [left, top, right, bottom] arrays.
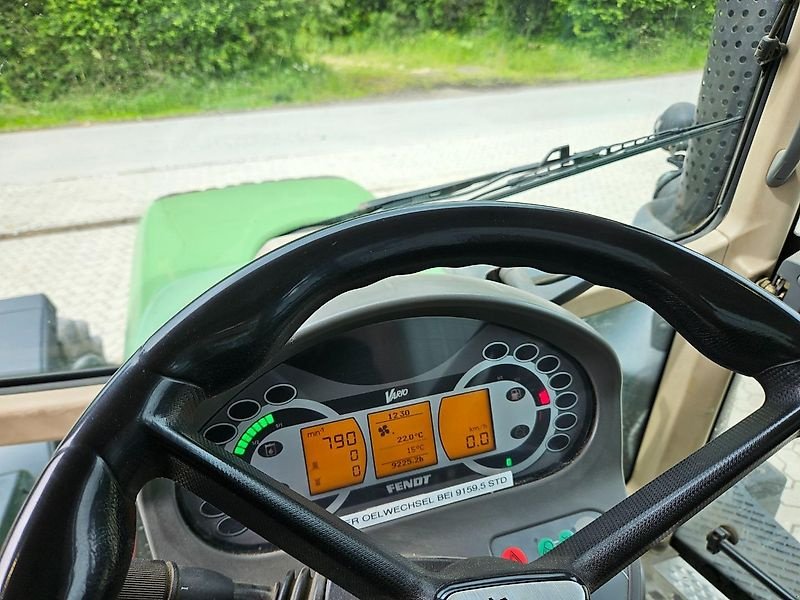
[[266, 414, 275, 425], [247, 427, 258, 437], [252, 422, 263, 433], [559, 530, 573, 542], [236, 442, 248, 451], [233, 447, 246, 456], [538, 538, 556, 556], [505, 457, 513, 467], [258, 417, 269, 428], [242, 433, 253, 443]]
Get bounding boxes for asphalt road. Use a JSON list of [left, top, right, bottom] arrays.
[[0, 71, 702, 361], [2, 72, 701, 187]]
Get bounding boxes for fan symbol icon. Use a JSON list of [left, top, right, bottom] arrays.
[[378, 425, 390, 437]]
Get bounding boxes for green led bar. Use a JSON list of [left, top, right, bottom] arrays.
[[233, 413, 275, 456]]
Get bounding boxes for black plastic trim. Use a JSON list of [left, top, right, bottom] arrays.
[[0, 367, 116, 393]]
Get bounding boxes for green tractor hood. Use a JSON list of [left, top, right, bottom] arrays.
[[125, 177, 372, 357]]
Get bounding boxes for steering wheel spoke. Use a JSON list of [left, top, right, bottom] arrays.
[[533, 362, 800, 591], [146, 414, 442, 600]]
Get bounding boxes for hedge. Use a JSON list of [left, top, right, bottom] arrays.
[[1, 0, 306, 101], [554, 0, 717, 46], [1, 0, 716, 102], [308, 0, 714, 39]]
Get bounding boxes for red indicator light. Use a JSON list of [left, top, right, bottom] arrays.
[[500, 546, 528, 563], [537, 389, 551, 405]]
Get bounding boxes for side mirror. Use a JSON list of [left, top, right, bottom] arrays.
[[654, 102, 696, 155]]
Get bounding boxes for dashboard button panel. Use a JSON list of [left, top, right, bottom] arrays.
[[491, 512, 630, 600]]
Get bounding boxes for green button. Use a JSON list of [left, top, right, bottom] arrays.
[[537, 537, 556, 556], [558, 529, 573, 542]]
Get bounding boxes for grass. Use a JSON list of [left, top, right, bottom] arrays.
[[0, 31, 709, 131]]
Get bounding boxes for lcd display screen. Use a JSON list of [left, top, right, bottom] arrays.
[[301, 418, 367, 495], [438, 389, 496, 459], [368, 401, 437, 478]]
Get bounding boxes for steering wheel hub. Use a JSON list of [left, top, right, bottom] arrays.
[[439, 575, 588, 600]]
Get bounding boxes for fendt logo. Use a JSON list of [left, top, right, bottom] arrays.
[[384, 387, 409, 403], [385, 474, 431, 494]]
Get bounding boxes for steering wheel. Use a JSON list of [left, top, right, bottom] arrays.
[[2, 203, 800, 600]]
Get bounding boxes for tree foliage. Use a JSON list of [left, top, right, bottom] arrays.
[[305, 0, 714, 40], [553, 0, 717, 46]]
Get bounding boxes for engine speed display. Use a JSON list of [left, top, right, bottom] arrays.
[[368, 401, 437, 478], [301, 418, 367, 495]]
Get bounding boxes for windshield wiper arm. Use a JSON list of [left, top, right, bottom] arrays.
[[290, 115, 744, 231], [474, 115, 744, 203]]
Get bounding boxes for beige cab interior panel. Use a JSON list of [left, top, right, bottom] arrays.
[[0, 385, 100, 445], [630, 17, 800, 487]]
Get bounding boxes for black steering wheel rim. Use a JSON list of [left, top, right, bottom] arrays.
[[3, 202, 800, 600]]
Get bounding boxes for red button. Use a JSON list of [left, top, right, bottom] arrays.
[[500, 546, 528, 563]]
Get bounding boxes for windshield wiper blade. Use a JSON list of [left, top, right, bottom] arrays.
[[380, 115, 743, 209], [289, 115, 744, 232], [473, 115, 744, 203]]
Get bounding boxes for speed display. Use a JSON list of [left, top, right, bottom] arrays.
[[439, 389, 496, 460]]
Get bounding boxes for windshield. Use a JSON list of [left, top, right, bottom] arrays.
[[0, 2, 767, 379]]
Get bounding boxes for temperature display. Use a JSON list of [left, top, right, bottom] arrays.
[[301, 418, 367, 495], [368, 401, 437, 478], [438, 389, 496, 459]]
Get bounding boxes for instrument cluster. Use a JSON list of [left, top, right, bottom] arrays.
[[189, 316, 595, 545]]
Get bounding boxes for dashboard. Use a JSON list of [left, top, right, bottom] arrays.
[[198, 316, 594, 529], [138, 274, 642, 599]]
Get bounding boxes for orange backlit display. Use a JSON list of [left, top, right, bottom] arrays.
[[301, 418, 366, 495], [368, 401, 437, 478], [438, 389, 496, 459]]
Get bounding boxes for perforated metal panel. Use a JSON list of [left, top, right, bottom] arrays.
[[663, 0, 780, 234]]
